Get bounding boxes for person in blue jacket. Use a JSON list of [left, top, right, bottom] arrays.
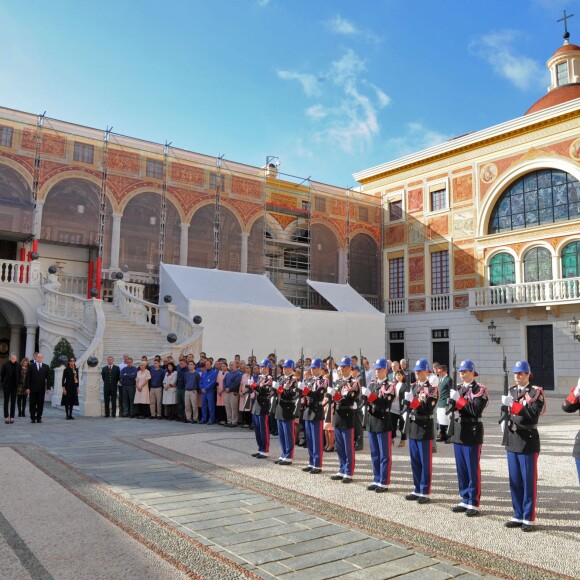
[[199, 359, 218, 424]]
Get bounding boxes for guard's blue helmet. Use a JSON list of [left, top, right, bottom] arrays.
[[283, 359, 295, 369], [310, 358, 323, 369], [414, 358, 430, 372], [339, 356, 352, 368], [259, 359, 272, 368], [374, 358, 388, 369], [512, 360, 531, 374], [458, 359, 476, 372]]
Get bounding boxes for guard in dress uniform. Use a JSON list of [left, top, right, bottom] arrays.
[[251, 359, 274, 459], [302, 358, 328, 474], [501, 360, 545, 532], [275, 359, 300, 465], [446, 359, 488, 516], [403, 358, 439, 504], [562, 379, 580, 485], [330, 356, 360, 484], [365, 358, 395, 493]]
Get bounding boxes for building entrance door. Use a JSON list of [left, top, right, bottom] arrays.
[[432, 341, 449, 370], [526, 325, 554, 390], [389, 342, 405, 363], [0, 240, 17, 260]]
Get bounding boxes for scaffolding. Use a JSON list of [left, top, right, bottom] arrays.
[[263, 159, 312, 307]]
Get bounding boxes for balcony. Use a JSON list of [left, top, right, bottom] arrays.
[[0, 259, 41, 286], [468, 277, 580, 311], [386, 293, 453, 315]]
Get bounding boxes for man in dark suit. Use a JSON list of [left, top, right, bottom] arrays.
[[101, 356, 121, 417], [25, 352, 51, 423]]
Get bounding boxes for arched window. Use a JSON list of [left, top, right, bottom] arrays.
[[489, 252, 515, 286], [488, 169, 580, 234], [523, 247, 552, 282], [562, 241, 580, 278]]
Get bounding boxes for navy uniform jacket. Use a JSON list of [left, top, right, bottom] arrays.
[[447, 380, 488, 445], [501, 384, 544, 454], [562, 388, 580, 460], [407, 381, 439, 441], [302, 376, 328, 422], [332, 377, 360, 430], [251, 374, 273, 416], [367, 378, 394, 433], [275, 375, 300, 421]]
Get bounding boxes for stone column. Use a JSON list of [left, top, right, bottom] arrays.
[[25, 325, 38, 359], [9, 325, 22, 359], [32, 200, 44, 238], [240, 232, 249, 273], [338, 248, 348, 284], [109, 213, 123, 271], [180, 223, 189, 266]]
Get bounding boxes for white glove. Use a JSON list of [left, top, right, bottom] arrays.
[[404, 392, 413, 402], [428, 375, 440, 387], [454, 411, 460, 420], [502, 394, 513, 406], [327, 387, 335, 396], [449, 389, 460, 402], [574, 385, 580, 398], [272, 381, 279, 389], [297, 382, 304, 391], [362, 387, 371, 397]]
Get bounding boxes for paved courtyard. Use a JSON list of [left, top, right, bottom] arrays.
[[0, 395, 577, 580]]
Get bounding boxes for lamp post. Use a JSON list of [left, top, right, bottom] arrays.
[[568, 315, 580, 342], [488, 320, 501, 344]]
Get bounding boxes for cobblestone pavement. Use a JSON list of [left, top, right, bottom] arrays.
[[0, 395, 577, 579]]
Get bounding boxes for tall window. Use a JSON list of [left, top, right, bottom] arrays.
[[0, 126, 14, 147], [431, 250, 449, 294], [430, 188, 447, 212], [557, 62, 569, 86], [562, 241, 580, 278], [389, 199, 403, 221], [73, 142, 94, 164], [315, 196, 326, 212], [523, 247, 552, 282], [489, 252, 515, 286], [389, 257, 405, 299], [488, 169, 580, 234], [146, 159, 163, 179], [210, 172, 225, 190]]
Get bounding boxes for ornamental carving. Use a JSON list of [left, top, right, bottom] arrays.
[[108, 149, 140, 174], [452, 174, 473, 203], [228, 199, 263, 226], [407, 188, 423, 213], [168, 186, 213, 215], [270, 192, 296, 210], [453, 211, 474, 238], [570, 138, 580, 161], [331, 199, 347, 216], [409, 256, 424, 282], [480, 163, 497, 184], [22, 129, 66, 158], [385, 223, 405, 246], [454, 247, 475, 276], [408, 222, 425, 245], [409, 283, 425, 295], [270, 212, 297, 230], [408, 298, 426, 312], [454, 294, 469, 309], [232, 176, 262, 199], [170, 163, 204, 187], [428, 215, 448, 239]]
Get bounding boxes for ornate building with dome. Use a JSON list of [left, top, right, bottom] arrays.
[[354, 34, 580, 392]]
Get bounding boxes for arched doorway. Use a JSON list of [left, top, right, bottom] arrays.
[[0, 299, 27, 360], [350, 232, 380, 308], [310, 224, 339, 283], [248, 217, 265, 274]]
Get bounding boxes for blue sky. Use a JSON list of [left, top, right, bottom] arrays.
[[1, 0, 577, 186]]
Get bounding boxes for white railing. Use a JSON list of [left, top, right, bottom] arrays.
[[114, 281, 159, 326], [57, 275, 88, 296], [386, 298, 406, 314], [0, 259, 41, 286], [469, 277, 580, 310], [123, 282, 145, 300], [430, 294, 451, 312], [43, 281, 98, 334]]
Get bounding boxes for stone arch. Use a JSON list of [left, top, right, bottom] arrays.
[[478, 157, 580, 237], [0, 290, 37, 325], [485, 247, 518, 286], [41, 178, 113, 264], [118, 186, 186, 223], [0, 161, 34, 238], [38, 169, 114, 205], [349, 232, 380, 297], [311, 223, 339, 283], [247, 216, 265, 274], [188, 205, 242, 271]]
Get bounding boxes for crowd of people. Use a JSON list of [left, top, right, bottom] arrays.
[[2, 349, 580, 532]]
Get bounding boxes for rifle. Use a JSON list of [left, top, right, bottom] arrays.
[[499, 349, 511, 439], [359, 348, 367, 389], [503, 349, 508, 396], [250, 348, 254, 367], [452, 347, 457, 388], [328, 350, 333, 390], [300, 347, 304, 382]]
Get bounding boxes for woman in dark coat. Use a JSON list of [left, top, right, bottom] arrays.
[[61, 357, 80, 420], [1, 353, 21, 423]]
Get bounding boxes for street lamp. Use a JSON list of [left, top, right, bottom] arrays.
[[488, 320, 501, 344], [568, 315, 580, 342]]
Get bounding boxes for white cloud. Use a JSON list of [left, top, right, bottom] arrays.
[[306, 104, 328, 120], [257, 0, 271, 6], [469, 30, 548, 91], [385, 122, 452, 158], [276, 70, 321, 97], [327, 15, 359, 36]]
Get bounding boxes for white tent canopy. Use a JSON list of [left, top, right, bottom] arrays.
[[307, 280, 380, 314], [159, 263, 385, 360]]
